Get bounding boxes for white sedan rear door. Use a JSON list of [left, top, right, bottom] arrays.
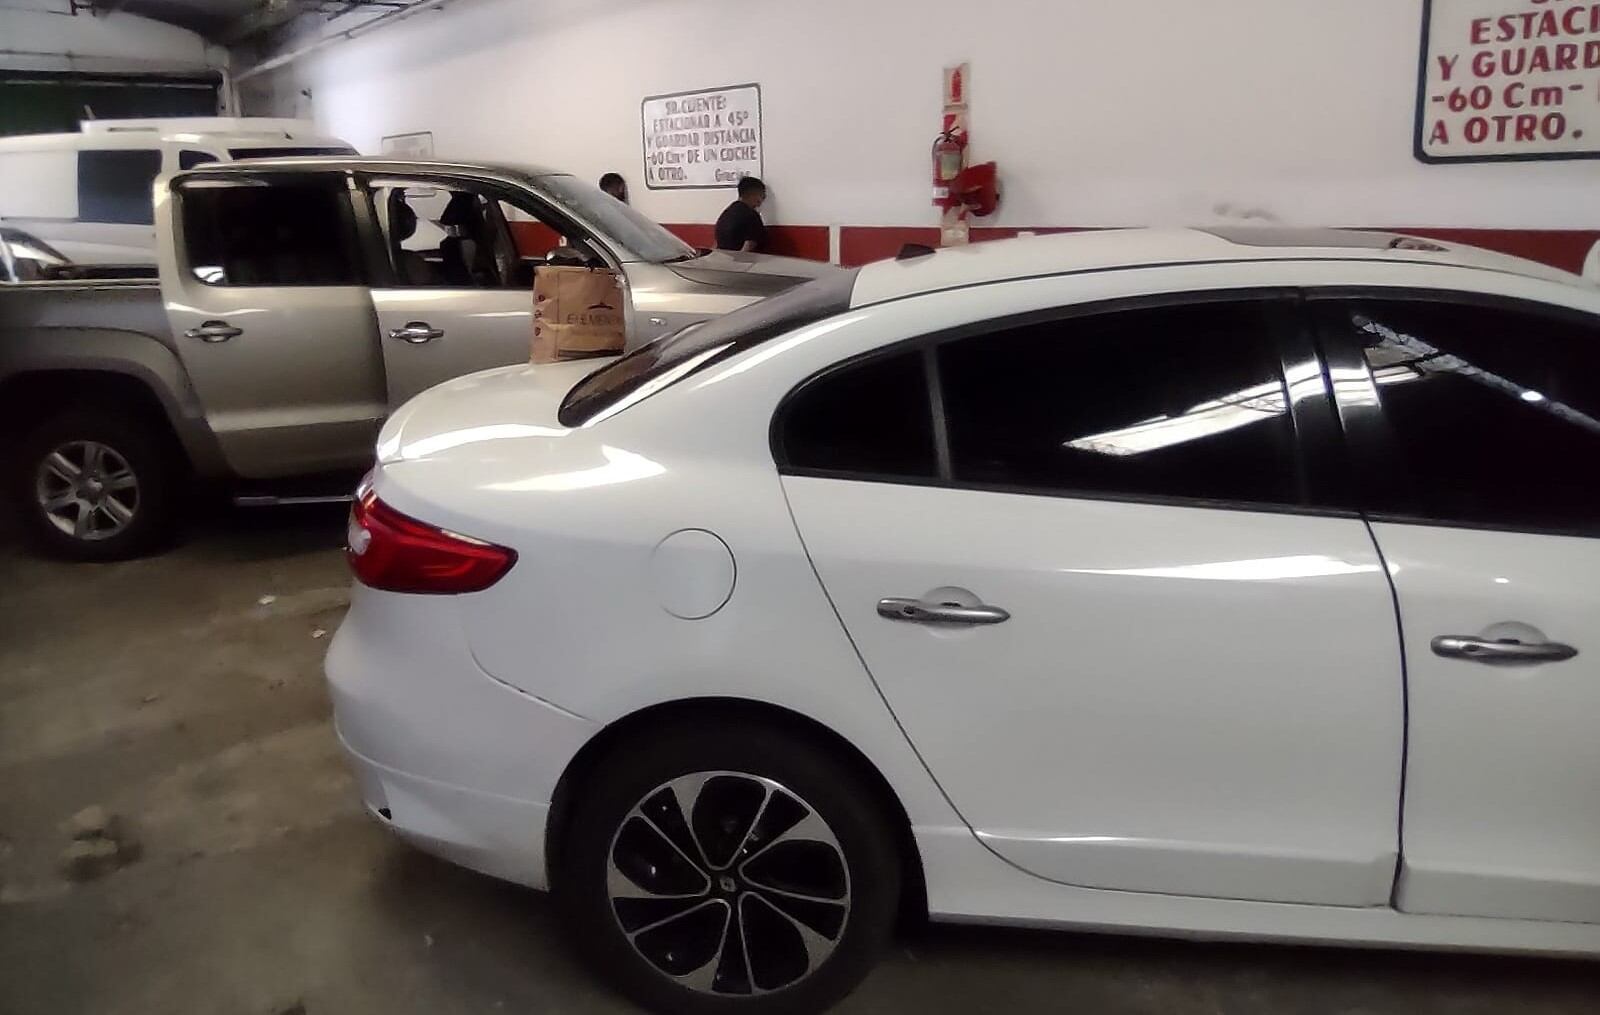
[[777, 289, 1404, 906]]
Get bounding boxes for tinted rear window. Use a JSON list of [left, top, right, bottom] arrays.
[[228, 146, 357, 159], [180, 180, 360, 286], [558, 268, 859, 426], [78, 149, 161, 225]]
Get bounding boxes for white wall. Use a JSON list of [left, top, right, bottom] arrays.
[[0, 1, 228, 75], [284, 0, 1598, 230]]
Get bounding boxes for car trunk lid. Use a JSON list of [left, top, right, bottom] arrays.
[[377, 360, 608, 466]]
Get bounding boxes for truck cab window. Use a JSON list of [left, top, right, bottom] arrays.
[[180, 181, 360, 287]]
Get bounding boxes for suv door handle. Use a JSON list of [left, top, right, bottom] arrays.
[[389, 322, 444, 344], [1431, 635, 1577, 664], [185, 320, 241, 342], [877, 597, 1010, 625]]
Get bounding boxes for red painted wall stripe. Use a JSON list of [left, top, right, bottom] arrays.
[[515, 220, 1597, 275], [662, 223, 831, 261]]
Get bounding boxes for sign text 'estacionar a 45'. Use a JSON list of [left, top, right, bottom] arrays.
[[641, 84, 762, 189], [1416, 0, 1600, 162]]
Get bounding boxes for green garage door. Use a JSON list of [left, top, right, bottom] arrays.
[[0, 71, 219, 137]]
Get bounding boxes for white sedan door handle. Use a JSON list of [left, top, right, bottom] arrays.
[[1431, 635, 1577, 664], [877, 597, 1010, 625]]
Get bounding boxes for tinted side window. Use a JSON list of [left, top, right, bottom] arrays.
[[938, 302, 1299, 506], [370, 183, 540, 290], [180, 182, 360, 286], [1323, 299, 1600, 533], [78, 149, 161, 225], [179, 150, 219, 169], [778, 350, 936, 479]]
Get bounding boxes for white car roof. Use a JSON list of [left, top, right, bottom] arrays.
[[0, 121, 350, 153], [850, 227, 1585, 307]]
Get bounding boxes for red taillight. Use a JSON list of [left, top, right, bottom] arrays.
[[346, 490, 516, 594]]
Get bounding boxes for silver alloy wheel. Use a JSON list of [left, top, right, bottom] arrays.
[[606, 771, 852, 996], [34, 440, 140, 541]]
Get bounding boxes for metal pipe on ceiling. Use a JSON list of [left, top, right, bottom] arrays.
[[234, 0, 457, 81]]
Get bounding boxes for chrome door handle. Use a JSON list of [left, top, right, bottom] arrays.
[[389, 321, 444, 344], [1431, 635, 1577, 664], [877, 597, 1010, 625], [185, 320, 241, 342]]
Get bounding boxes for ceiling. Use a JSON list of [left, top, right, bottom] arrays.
[[97, 0, 409, 44]]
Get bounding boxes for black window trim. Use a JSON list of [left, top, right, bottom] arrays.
[[178, 149, 222, 170], [560, 268, 863, 427], [771, 287, 1362, 521], [1308, 285, 1600, 541], [173, 169, 368, 289]]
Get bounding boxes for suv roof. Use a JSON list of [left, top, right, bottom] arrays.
[[851, 227, 1584, 306], [0, 118, 350, 152], [183, 155, 562, 178]]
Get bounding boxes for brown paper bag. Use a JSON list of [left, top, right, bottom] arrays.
[[531, 265, 626, 363]]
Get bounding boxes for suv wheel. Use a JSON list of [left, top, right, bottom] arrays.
[[12, 408, 177, 560], [559, 723, 901, 1014]]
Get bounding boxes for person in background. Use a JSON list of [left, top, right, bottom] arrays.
[[715, 176, 767, 252], [598, 172, 628, 203]]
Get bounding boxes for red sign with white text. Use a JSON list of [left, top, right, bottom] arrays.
[[1417, 0, 1600, 161]]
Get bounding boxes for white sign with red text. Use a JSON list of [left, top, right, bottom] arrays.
[[1417, 0, 1600, 161]]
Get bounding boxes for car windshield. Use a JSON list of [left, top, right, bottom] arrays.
[[559, 267, 862, 426], [535, 173, 698, 264]]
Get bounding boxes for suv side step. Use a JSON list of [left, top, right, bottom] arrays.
[[229, 469, 366, 507], [233, 493, 353, 508]]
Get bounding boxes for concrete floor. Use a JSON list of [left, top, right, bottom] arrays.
[[2, 506, 1597, 1015]]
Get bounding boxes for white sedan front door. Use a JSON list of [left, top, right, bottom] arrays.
[[778, 295, 1404, 906], [1315, 293, 1600, 924]]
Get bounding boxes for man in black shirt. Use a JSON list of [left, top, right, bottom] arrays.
[[714, 176, 767, 252]]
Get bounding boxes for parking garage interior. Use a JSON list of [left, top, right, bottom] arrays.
[[4, 1, 1600, 1013]]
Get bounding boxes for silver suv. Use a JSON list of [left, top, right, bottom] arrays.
[[0, 157, 838, 559]]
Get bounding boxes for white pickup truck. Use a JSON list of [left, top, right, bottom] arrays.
[[0, 156, 836, 559]]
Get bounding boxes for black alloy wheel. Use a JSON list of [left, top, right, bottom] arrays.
[[560, 724, 901, 1014]]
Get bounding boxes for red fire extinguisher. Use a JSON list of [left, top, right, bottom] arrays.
[[931, 128, 967, 207]]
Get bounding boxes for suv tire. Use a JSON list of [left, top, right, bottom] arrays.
[[11, 408, 178, 561]]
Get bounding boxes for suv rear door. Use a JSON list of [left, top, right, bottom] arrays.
[[357, 172, 631, 407], [1314, 289, 1600, 924], [159, 170, 385, 478], [357, 174, 541, 408]]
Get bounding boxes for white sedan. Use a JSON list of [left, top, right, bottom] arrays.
[[327, 227, 1600, 1013]]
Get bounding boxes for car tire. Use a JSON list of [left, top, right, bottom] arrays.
[[10, 408, 178, 561], [557, 721, 901, 1014]]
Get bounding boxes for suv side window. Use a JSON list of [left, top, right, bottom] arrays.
[[78, 149, 161, 225], [1318, 298, 1600, 534], [776, 350, 937, 479], [369, 181, 595, 290], [937, 301, 1299, 506], [180, 180, 361, 287]]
